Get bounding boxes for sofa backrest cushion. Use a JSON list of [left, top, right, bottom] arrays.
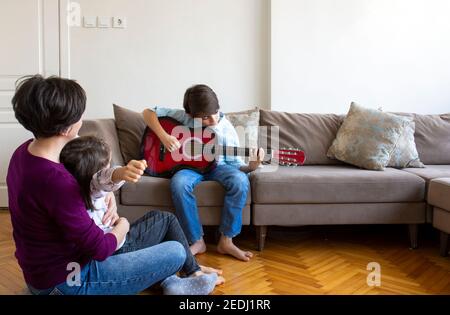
[[259, 109, 344, 165], [113, 104, 147, 163], [411, 113, 450, 165], [79, 119, 125, 167]]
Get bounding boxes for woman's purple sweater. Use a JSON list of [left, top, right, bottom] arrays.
[[6, 140, 117, 289]]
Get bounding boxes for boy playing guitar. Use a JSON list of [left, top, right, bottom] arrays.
[[142, 84, 264, 261]]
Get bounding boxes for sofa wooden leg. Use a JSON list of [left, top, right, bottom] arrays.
[[408, 224, 418, 249], [256, 226, 268, 251], [440, 231, 449, 257]]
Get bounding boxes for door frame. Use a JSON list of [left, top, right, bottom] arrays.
[[0, 0, 70, 208]]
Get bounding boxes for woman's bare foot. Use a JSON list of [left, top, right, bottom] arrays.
[[217, 235, 253, 262], [192, 269, 226, 286], [200, 265, 223, 275], [215, 275, 226, 285], [190, 238, 207, 256]]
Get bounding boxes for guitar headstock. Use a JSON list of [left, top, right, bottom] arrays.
[[273, 147, 306, 166]]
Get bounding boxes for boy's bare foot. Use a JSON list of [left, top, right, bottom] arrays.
[[217, 235, 253, 262], [190, 238, 207, 255]]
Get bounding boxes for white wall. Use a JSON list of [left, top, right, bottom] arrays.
[[70, 0, 270, 118], [272, 0, 450, 114]]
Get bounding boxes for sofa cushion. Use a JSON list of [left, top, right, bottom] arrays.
[[412, 113, 450, 165], [121, 175, 251, 207], [386, 121, 424, 168], [113, 104, 147, 163], [396, 113, 450, 164], [250, 165, 425, 204], [403, 165, 450, 185], [259, 109, 344, 165], [327, 102, 412, 170], [79, 119, 124, 166], [428, 178, 450, 211]]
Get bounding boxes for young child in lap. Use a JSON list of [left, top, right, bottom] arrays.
[[60, 135, 224, 294], [60, 136, 146, 251], [142, 84, 264, 262]]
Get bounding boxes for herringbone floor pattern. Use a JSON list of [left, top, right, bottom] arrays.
[[1, 211, 450, 295]]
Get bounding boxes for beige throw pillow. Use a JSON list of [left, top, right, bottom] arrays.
[[327, 102, 411, 170], [225, 107, 260, 148], [387, 120, 424, 168]]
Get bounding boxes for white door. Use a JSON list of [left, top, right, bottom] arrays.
[[0, 0, 65, 207]]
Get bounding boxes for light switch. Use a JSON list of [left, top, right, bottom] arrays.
[[97, 16, 111, 28], [83, 16, 96, 28], [113, 17, 127, 28]]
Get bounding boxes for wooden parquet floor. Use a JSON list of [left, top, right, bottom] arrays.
[[1, 210, 450, 295]]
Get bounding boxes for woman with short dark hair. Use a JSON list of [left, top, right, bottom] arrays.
[[7, 75, 221, 295]]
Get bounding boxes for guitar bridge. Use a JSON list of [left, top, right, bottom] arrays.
[[159, 144, 166, 161]]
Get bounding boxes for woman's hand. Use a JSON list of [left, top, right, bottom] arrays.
[[110, 217, 130, 249], [103, 192, 119, 227]]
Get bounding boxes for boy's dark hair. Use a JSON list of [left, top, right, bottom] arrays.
[[12, 74, 86, 138], [60, 136, 111, 211], [183, 84, 220, 117]]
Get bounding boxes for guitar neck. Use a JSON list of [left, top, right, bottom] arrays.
[[207, 145, 271, 157]]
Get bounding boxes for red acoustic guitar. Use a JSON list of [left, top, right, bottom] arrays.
[[140, 117, 306, 177]]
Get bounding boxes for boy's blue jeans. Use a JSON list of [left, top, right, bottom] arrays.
[[170, 164, 250, 244]]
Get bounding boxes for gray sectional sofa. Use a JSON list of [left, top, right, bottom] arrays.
[[79, 109, 450, 253]]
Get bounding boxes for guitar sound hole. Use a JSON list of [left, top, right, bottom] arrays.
[[183, 139, 203, 160]]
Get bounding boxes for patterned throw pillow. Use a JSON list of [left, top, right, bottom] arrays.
[[327, 102, 411, 170], [225, 107, 260, 148], [387, 121, 424, 168], [225, 107, 260, 163]]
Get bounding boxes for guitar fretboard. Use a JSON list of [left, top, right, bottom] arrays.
[[203, 144, 271, 157]]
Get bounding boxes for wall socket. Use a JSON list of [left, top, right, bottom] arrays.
[[113, 17, 127, 28], [83, 16, 127, 29]]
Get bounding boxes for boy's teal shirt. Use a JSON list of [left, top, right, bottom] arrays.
[[152, 106, 245, 169]]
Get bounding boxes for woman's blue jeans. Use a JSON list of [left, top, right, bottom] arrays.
[[28, 211, 200, 295]]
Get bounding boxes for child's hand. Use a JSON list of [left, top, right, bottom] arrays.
[[247, 148, 265, 172], [162, 133, 181, 152], [113, 160, 147, 183]]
